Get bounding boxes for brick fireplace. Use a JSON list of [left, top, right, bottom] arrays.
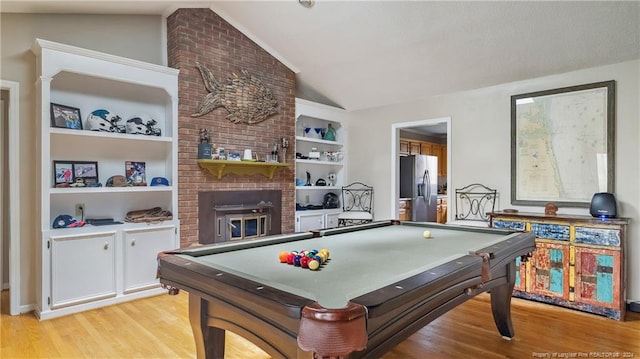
[[167, 8, 296, 247]]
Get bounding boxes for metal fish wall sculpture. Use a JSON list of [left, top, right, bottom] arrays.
[[192, 62, 279, 124]]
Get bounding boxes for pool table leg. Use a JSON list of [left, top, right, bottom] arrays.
[[189, 294, 225, 359], [490, 260, 516, 339]]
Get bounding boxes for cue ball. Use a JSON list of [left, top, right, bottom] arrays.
[[423, 230, 432, 238]]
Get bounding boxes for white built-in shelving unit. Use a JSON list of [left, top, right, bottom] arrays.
[[295, 98, 348, 231], [32, 38, 180, 319]]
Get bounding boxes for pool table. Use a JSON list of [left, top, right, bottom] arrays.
[[158, 221, 535, 358]]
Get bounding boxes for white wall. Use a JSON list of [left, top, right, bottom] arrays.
[[346, 60, 640, 303], [0, 13, 165, 311]]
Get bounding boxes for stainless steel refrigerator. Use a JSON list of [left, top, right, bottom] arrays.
[[399, 154, 438, 222]]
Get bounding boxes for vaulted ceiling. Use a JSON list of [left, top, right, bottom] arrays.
[[3, 1, 639, 111]]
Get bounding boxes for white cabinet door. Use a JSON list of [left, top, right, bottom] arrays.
[[325, 212, 341, 229], [123, 225, 176, 293], [50, 231, 117, 309], [296, 213, 325, 232]]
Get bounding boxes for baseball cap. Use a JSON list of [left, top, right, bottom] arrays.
[[150, 177, 170, 186], [53, 214, 77, 228]]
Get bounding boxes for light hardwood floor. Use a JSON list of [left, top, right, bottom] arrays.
[[2, 290, 639, 358]]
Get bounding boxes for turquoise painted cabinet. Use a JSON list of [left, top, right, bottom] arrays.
[[489, 211, 629, 320]]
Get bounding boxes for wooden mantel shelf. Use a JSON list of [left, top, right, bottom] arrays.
[[197, 159, 291, 179]]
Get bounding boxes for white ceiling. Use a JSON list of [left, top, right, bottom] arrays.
[[2, 1, 639, 112]]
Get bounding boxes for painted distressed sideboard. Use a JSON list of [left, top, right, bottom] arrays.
[[489, 211, 629, 320]]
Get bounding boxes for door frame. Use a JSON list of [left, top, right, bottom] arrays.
[[1, 79, 21, 315], [390, 117, 451, 220]]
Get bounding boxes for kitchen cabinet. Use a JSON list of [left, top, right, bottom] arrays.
[[420, 142, 433, 155], [295, 99, 347, 229], [399, 138, 447, 176], [489, 211, 629, 320], [438, 144, 447, 176], [436, 197, 447, 223], [409, 142, 421, 155], [398, 199, 412, 221], [33, 39, 179, 320], [399, 140, 410, 155]]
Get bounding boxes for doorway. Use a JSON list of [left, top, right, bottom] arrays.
[[390, 117, 451, 221], [1, 80, 21, 316]]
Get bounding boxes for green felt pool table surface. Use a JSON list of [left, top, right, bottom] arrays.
[[178, 222, 519, 309], [158, 220, 536, 359]]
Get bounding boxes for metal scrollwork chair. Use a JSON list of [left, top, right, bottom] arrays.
[[447, 183, 497, 227], [338, 182, 373, 227]]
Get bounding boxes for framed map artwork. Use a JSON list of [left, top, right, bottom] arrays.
[[511, 80, 615, 207]]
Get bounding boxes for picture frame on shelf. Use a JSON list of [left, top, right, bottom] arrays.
[[53, 161, 74, 186], [126, 161, 147, 186], [53, 160, 99, 187], [73, 161, 99, 184], [50, 103, 82, 130]]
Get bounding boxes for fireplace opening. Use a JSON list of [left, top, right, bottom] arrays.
[[215, 202, 272, 241], [199, 190, 281, 244]]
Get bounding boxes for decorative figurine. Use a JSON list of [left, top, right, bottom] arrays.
[[199, 128, 211, 144], [197, 128, 213, 159], [545, 202, 558, 216], [323, 123, 336, 141], [327, 172, 337, 186], [280, 137, 289, 163], [305, 171, 312, 186]]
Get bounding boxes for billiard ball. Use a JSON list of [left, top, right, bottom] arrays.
[[308, 259, 320, 271], [300, 256, 310, 268], [423, 230, 432, 238], [293, 255, 302, 267], [286, 253, 295, 265], [278, 251, 289, 263]]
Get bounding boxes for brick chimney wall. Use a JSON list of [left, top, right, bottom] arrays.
[[167, 8, 296, 247]]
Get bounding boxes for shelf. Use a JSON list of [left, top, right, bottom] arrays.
[[197, 160, 291, 179], [295, 159, 343, 166], [296, 186, 341, 191], [50, 186, 173, 195], [50, 127, 172, 143], [295, 136, 342, 146]]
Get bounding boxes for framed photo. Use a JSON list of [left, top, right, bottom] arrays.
[[126, 161, 147, 186], [50, 103, 82, 130], [511, 80, 615, 207], [53, 161, 74, 185], [73, 161, 99, 184], [53, 160, 99, 187]]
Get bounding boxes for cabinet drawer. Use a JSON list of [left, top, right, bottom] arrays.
[[492, 219, 526, 231], [575, 227, 621, 246], [531, 222, 570, 241]]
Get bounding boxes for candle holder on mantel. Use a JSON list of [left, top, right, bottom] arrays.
[[280, 137, 289, 163]]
